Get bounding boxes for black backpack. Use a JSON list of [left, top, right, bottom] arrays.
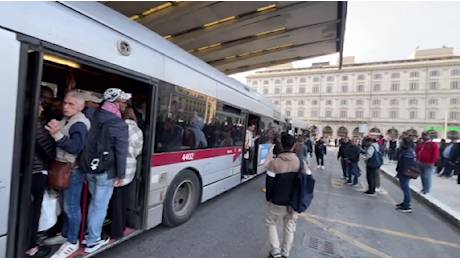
[[290, 157, 315, 213], [79, 110, 121, 174]]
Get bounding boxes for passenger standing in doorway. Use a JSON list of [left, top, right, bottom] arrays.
[[78, 88, 130, 253], [361, 138, 380, 196], [337, 137, 350, 180], [109, 107, 144, 239], [242, 123, 259, 178], [26, 102, 56, 257], [265, 134, 312, 258], [46, 91, 91, 258], [416, 132, 439, 195], [314, 137, 327, 169]]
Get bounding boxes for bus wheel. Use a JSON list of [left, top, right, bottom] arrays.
[[163, 170, 200, 227]]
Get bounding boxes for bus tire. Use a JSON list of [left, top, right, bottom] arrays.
[[162, 169, 201, 227]]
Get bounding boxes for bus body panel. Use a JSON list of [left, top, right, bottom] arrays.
[[0, 29, 21, 256]]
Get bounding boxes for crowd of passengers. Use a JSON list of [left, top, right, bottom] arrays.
[[28, 86, 145, 258]]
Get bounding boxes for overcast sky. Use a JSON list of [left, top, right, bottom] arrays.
[[229, 1, 460, 83]]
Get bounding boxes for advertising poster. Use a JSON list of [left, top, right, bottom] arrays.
[[259, 144, 272, 165]]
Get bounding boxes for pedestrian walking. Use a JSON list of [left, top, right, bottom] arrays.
[[337, 137, 350, 180], [314, 137, 327, 169]]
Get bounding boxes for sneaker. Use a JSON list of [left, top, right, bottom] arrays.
[[317, 165, 320, 169], [363, 191, 376, 197], [84, 235, 110, 253], [43, 234, 67, 245], [346, 180, 352, 184], [396, 205, 412, 213], [51, 242, 79, 258], [351, 184, 359, 188], [321, 166, 324, 170], [395, 203, 404, 208], [25, 245, 51, 258], [340, 176, 346, 180], [269, 252, 283, 258], [375, 188, 381, 192]]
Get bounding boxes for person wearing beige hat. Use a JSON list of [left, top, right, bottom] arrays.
[[80, 90, 104, 108]]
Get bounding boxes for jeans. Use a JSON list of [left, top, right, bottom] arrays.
[[63, 168, 85, 243], [86, 172, 115, 245], [419, 163, 434, 193], [398, 174, 411, 207], [340, 159, 349, 178], [349, 161, 360, 185], [365, 165, 377, 193], [441, 159, 455, 177], [316, 154, 324, 166]]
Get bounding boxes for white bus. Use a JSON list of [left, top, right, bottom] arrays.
[[0, 1, 306, 258]]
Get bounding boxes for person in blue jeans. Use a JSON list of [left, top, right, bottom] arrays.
[[346, 137, 362, 187], [396, 137, 416, 213]]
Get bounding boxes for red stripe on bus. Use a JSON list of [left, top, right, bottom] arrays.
[[151, 147, 243, 167]]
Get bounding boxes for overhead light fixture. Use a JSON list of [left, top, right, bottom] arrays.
[[257, 4, 276, 12], [142, 2, 173, 16], [204, 16, 236, 28], [164, 35, 172, 39], [255, 27, 286, 37], [44, 54, 80, 69], [197, 43, 221, 51]]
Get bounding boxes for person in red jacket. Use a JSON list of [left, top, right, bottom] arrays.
[[416, 132, 440, 195]]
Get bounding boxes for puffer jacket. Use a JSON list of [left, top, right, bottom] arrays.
[[33, 118, 56, 173]]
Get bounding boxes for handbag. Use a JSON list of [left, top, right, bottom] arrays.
[[47, 161, 75, 190], [38, 189, 61, 232], [404, 165, 420, 179]]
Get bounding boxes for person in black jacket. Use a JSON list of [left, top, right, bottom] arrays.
[[314, 137, 327, 169], [337, 137, 350, 179], [26, 103, 56, 257], [346, 137, 363, 186], [396, 137, 416, 213]]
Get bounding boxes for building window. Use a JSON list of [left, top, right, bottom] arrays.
[[311, 100, 318, 106], [342, 75, 348, 81], [451, 69, 460, 76], [428, 111, 436, 120], [286, 79, 293, 85], [285, 100, 291, 106], [340, 100, 348, 105], [373, 84, 381, 92], [409, 99, 418, 105], [311, 110, 317, 117], [409, 82, 419, 91], [430, 70, 440, 77], [355, 110, 364, 118], [299, 78, 306, 84], [341, 85, 349, 92], [356, 85, 365, 92], [390, 99, 399, 105], [372, 110, 380, 118], [313, 77, 320, 83], [340, 110, 348, 118], [449, 111, 459, 120], [263, 80, 269, 85], [325, 110, 332, 118], [326, 100, 332, 105], [429, 82, 439, 90], [274, 79, 281, 84], [299, 87, 306, 94], [428, 98, 438, 105], [298, 100, 304, 106], [356, 99, 364, 106], [450, 81, 460, 89], [312, 86, 319, 93], [391, 83, 400, 91], [450, 98, 459, 105], [374, 74, 382, 80], [357, 75, 365, 80], [286, 110, 291, 117], [326, 76, 334, 82], [253, 81, 258, 85], [298, 110, 304, 117], [391, 73, 400, 78], [410, 71, 419, 78], [390, 111, 398, 119], [372, 99, 381, 105], [409, 111, 417, 119], [326, 86, 332, 93], [286, 87, 293, 94], [274, 100, 279, 105], [263, 89, 268, 95], [274, 88, 280, 94]]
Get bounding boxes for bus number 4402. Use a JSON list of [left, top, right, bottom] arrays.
[[181, 153, 195, 161]]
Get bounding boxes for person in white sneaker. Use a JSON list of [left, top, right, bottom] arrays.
[[314, 137, 327, 170]]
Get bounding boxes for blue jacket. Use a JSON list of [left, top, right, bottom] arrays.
[[396, 148, 415, 178], [83, 107, 129, 179]]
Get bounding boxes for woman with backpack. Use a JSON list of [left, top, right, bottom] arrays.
[[396, 137, 416, 213]]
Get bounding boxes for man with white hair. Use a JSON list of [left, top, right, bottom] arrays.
[[45, 91, 91, 258]]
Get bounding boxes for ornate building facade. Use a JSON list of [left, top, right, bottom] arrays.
[[246, 47, 460, 139]]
